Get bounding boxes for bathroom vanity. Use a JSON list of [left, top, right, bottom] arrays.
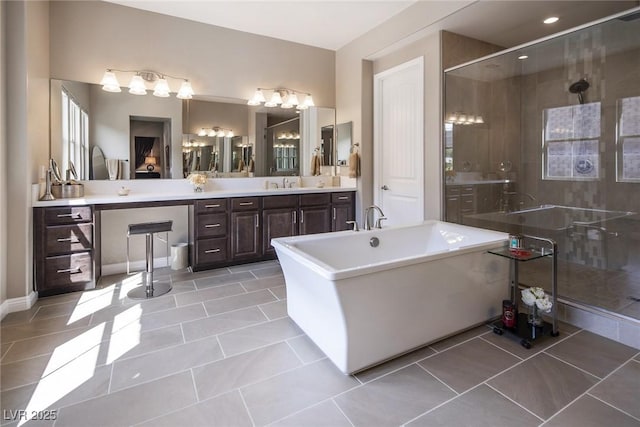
[[32, 179, 356, 296]]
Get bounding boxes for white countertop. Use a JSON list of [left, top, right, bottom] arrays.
[[445, 179, 513, 185], [32, 176, 357, 207]]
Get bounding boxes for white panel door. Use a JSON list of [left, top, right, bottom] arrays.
[[374, 57, 424, 226]]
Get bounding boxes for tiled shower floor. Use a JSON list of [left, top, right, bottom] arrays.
[[1, 261, 639, 426]]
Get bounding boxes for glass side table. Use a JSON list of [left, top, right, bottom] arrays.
[[488, 235, 559, 349]]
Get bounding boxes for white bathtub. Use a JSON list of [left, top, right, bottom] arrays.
[[271, 220, 510, 374]]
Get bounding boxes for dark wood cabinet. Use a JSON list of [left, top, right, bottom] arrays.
[[35, 191, 356, 293], [299, 193, 331, 235], [262, 195, 298, 257], [230, 197, 261, 261], [34, 206, 96, 296], [193, 198, 229, 271], [445, 185, 476, 224], [331, 192, 355, 231]]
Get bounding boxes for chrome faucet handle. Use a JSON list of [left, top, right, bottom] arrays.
[[375, 217, 387, 229], [346, 220, 359, 231]]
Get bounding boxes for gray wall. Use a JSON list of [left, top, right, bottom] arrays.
[[1, 0, 7, 306]]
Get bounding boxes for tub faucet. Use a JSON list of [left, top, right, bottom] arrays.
[[364, 205, 387, 230]]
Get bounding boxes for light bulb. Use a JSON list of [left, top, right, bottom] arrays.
[[128, 75, 147, 95], [177, 81, 194, 99]]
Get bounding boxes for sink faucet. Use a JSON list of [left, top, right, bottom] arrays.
[[283, 177, 290, 188], [364, 205, 387, 230]]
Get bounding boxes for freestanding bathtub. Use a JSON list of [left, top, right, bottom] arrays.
[[271, 220, 510, 374]]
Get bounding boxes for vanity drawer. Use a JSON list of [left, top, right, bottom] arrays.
[[44, 206, 92, 225], [263, 195, 297, 209], [44, 252, 93, 289], [300, 193, 330, 206], [195, 238, 228, 264], [195, 199, 228, 213], [231, 197, 260, 211], [45, 223, 93, 255], [196, 213, 228, 238], [331, 192, 353, 204]]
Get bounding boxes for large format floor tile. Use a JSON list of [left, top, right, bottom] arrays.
[[544, 394, 640, 427], [418, 338, 520, 393], [1, 261, 637, 426], [407, 384, 542, 427], [545, 330, 638, 378], [242, 359, 359, 426], [192, 342, 302, 400], [589, 360, 640, 419], [334, 364, 456, 427], [488, 352, 599, 420]]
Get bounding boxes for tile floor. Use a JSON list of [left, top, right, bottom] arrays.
[[1, 261, 639, 426]]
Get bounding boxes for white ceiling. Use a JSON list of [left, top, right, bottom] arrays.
[[104, 0, 638, 52], [104, 0, 418, 51]]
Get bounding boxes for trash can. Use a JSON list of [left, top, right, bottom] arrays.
[[170, 243, 188, 270]]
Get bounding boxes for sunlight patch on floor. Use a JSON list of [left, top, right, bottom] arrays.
[[67, 285, 115, 325], [20, 324, 105, 425], [106, 305, 142, 364]]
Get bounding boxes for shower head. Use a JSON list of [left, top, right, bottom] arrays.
[[569, 78, 590, 104]]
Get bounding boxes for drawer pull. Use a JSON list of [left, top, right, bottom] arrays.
[[204, 224, 221, 228], [300, 210, 304, 224], [239, 202, 254, 206], [292, 210, 297, 223], [255, 213, 259, 228], [204, 249, 221, 254], [338, 196, 349, 200], [57, 213, 81, 218], [204, 204, 221, 208], [56, 267, 82, 274], [333, 207, 336, 220], [57, 237, 80, 243]]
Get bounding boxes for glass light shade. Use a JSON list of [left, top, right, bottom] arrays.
[[176, 81, 194, 99], [153, 78, 171, 97], [281, 100, 294, 109], [128, 75, 147, 95], [217, 129, 226, 137], [475, 116, 484, 124], [247, 89, 266, 106], [303, 94, 315, 108], [100, 71, 121, 92], [208, 129, 217, 137], [198, 128, 207, 137], [287, 93, 299, 106], [269, 91, 283, 105], [226, 130, 234, 138]]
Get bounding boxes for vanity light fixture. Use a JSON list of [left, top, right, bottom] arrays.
[[100, 69, 194, 99], [248, 88, 314, 110], [197, 127, 234, 138], [446, 112, 484, 125], [543, 16, 559, 24]]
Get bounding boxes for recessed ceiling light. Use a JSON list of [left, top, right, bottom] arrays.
[[518, 55, 528, 60], [543, 16, 559, 24]]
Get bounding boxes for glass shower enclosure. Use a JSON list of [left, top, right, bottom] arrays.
[[443, 8, 640, 320]]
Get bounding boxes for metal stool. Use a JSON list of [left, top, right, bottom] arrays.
[[126, 220, 173, 299]]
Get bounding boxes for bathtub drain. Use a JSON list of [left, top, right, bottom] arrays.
[[370, 237, 380, 247]]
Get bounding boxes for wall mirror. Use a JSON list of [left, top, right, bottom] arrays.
[[50, 79, 336, 179], [336, 121, 353, 166]]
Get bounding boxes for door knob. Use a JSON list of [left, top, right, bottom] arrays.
[[381, 185, 389, 190]]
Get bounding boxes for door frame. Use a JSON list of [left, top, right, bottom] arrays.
[[373, 56, 424, 222]]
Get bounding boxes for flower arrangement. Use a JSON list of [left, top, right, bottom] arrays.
[[521, 286, 553, 313], [187, 173, 207, 192]]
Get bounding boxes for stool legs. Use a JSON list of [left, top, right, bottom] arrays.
[[127, 231, 172, 299]]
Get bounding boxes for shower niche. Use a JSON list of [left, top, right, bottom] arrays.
[[443, 8, 640, 320]]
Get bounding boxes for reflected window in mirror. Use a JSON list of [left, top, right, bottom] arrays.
[[61, 88, 90, 180]]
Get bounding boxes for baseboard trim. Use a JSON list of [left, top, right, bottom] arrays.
[[0, 291, 38, 321], [101, 257, 170, 277]]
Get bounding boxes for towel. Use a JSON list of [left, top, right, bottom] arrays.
[[348, 152, 360, 178], [248, 158, 255, 173], [106, 158, 120, 180], [238, 158, 246, 172], [310, 154, 321, 176]]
